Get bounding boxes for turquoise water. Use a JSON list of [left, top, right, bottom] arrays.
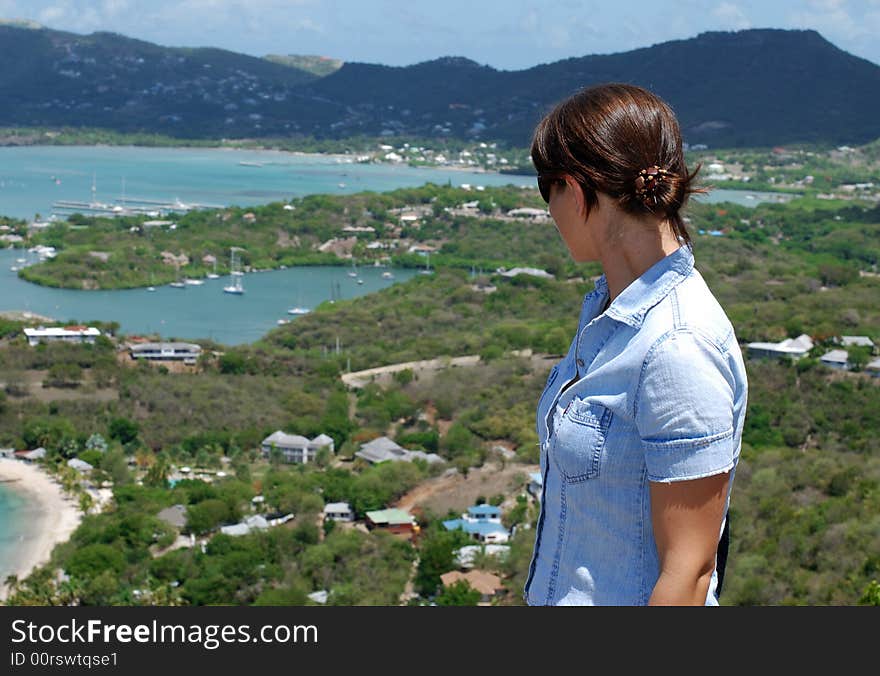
[[0, 145, 538, 221], [0, 145, 787, 221], [0, 249, 421, 345], [0, 478, 40, 591]]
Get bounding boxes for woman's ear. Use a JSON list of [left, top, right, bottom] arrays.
[[564, 175, 590, 221]]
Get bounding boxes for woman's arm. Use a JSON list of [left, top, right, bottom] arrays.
[[648, 472, 729, 606]]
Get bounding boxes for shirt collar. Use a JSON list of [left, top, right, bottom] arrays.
[[592, 244, 694, 330]]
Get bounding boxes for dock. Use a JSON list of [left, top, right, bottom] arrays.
[[52, 196, 224, 218]]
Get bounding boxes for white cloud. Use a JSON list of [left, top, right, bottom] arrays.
[[713, 2, 752, 30], [791, 1, 859, 39]]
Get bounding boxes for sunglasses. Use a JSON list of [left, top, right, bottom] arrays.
[[536, 172, 565, 203]]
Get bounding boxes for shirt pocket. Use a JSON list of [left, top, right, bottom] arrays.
[[551, 398, 612, 482]]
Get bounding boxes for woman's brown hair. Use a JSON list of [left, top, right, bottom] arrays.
[[531, 83, 705, 248]]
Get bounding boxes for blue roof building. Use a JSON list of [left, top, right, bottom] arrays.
[[467, 504, 502, 520], [443, 504, 510, 543]]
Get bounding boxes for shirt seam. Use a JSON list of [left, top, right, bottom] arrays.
[[633, 327, 731, 423]]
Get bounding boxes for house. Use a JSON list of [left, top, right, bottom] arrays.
[[129, 342, 202, 364], [67, 458, 94, 473], [820, 349, 850, 370], [455, 544, 510, 569], [355, 436, 443, 465], [443, 504, 510, 544], [323, 502, 354, 522], [406, 244, 437, 255], [865, 358, 880, 378], [840, 336, 875, 351], [746, 334, 813, 360], [506, 207, 550, 220], [23, 326, 101, 346], [439, 570, 505, 603], [466, 505, 502, 522], [220, 514, 269, 537], [157, 504, 188, 529], [307, 590, 329, 605], [15, 447, 47, 462], [497, 267, 554, 280], [364, 508, 420, 539], [261, 431, 334, 464]]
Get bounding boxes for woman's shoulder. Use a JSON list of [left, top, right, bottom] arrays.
[[640, 267, 737, 354]]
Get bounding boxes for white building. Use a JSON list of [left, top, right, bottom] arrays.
[[840, 336, 875, 349], [67, 458, 94, 473], [746, 334, 813, 360], [261, 431, 334, 464], [323, 502, 354, 522], [506, 207, 550, 219], [355, 436, 443, 465], [129, 342, 202, 364], [24, 326, 101, 346], [820, 349, 850, 370], [497, 267, 555, 280]]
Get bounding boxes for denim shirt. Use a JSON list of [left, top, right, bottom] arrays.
[[524, 243, 749, 606]]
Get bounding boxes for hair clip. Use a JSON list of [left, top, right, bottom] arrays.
[[634, 166, 670, 205]]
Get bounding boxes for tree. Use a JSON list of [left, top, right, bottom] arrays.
[[144, 455, 169, 488], [22, 415, 76, 452], [85, 433, 108, 453], [109, 417, 140, 445], [186, 499, 234, 535], [414, 527, 471, 596], [860, 580, 880, 606], [43, 362, 83, 388], [219, 352, 247, 374], [99, 448, 132, 485], [66, 544, 126, 578], [846, 345, 871, 372], [435, 579, 480, 606]]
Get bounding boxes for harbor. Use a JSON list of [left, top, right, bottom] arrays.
[[52, 195, 224, 218], [0, 249, 420, 345]]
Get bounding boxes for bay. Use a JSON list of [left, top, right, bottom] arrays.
[[0, 145, 790, 221], [0, 146, 790, 346], [0, 248, 421, 345], [0, 145, 538, 221]]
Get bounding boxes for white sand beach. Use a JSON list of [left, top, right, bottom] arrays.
[[0, 458, 82, 603]]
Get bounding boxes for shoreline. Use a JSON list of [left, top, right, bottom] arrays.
[[0, 458, 82, 603]]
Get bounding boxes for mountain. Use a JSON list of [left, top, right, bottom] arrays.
[[0, 24, 323, 136], [1, 25, 879, 146]]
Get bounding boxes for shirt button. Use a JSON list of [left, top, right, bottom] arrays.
[[576, 358, 585, 367]]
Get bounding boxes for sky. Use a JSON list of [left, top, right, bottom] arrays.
[[1, 0, 879, 70]]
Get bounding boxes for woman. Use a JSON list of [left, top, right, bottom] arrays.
[[524, 83, 748, 606]]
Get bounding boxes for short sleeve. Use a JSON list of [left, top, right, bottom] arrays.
[[635, 331, 736, 483]]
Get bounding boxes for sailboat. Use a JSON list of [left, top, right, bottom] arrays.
[[287, 288, 310, 315], [207, 258, 220, 279], [420, 252, 433, 275], [169, 263, 186, 288], [347, 259, 358, 278], [223, 249, 245, 294]]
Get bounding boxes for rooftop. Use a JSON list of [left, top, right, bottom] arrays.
[[366, 508, 414, 526]]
